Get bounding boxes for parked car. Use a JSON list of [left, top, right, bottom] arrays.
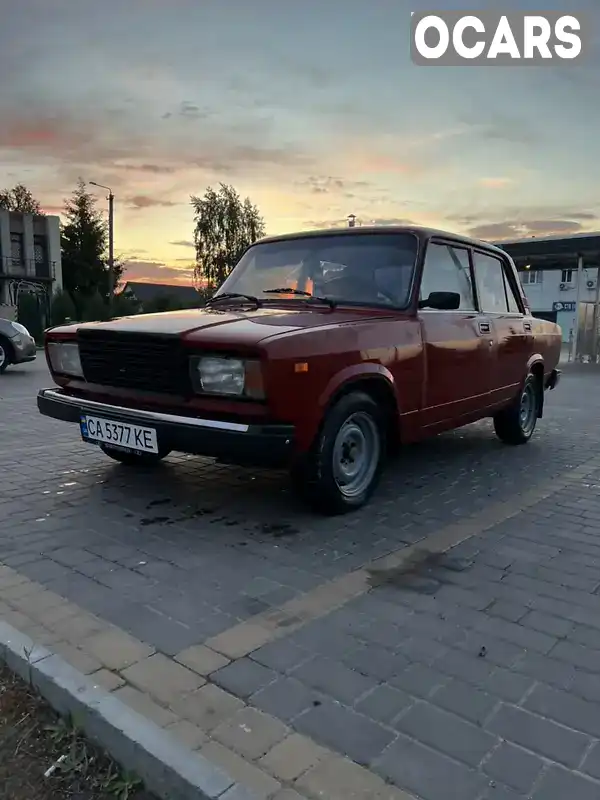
[[0, 318, 37, 373], [37, 226, 561, 514]]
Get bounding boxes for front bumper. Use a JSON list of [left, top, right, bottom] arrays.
[[11, 335, 37, 364], [545, 368, 561, 390], [37, 388, 295, 468]]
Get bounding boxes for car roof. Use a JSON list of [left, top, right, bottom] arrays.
[[254, 225, 508, 258]]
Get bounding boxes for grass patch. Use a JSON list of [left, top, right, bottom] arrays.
[[0, 662, 155, 800]]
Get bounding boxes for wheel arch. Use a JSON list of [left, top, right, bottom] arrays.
[[319, 368, 401, 446], [527, 357, 545, 417]]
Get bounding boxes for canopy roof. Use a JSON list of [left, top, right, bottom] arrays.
[[493, 232, 600, 270]]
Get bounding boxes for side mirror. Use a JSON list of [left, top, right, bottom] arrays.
[[419, 291, 461, 310]]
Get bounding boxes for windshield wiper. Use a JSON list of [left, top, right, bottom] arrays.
[[206, 292, 261, 308], [263, 287, 336, 309]]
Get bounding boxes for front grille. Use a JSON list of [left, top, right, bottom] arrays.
[[77, 330, 191, 395]]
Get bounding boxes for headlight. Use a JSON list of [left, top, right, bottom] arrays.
[[191, 355, 264, 398], [10, 321, 30, 338], [47, 341, 84, 378]]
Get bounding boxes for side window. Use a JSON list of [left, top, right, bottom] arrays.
[[503, 264, 521, 313], [474, 252, 510, 313], [420, 243, 475, 310]]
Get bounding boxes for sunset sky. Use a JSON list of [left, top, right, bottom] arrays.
[[2, 0, 600, 285]]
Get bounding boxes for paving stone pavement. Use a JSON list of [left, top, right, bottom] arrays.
[[2, 358, 600, 798]]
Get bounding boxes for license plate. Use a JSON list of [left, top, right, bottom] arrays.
[[80, 415, 158, 454]]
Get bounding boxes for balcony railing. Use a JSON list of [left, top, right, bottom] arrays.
[[0, 256, 56, 280]]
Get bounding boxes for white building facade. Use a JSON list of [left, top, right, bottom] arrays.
[[518, 265, 600, 342], [0, 209, 63, 316]]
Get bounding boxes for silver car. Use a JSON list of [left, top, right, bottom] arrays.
[[0, 318, 37, 373]]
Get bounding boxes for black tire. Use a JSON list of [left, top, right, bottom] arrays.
[[493, 373, 540, 445], [100, 444, 171, 465], [291, 391, 386, 515], [0, 336, 13, 374]]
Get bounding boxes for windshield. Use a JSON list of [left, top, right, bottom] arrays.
[[216, 232, 419, 308]]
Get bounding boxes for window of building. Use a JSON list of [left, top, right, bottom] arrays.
[[419, 243, 475, 310], [520, 269, 542, 285], [33, 235, 47, 264], [10, 232, 24, 267], [561, 269, 574, 283]]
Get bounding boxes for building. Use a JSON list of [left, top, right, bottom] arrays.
[[0, 210, 63, 317], [496, 232, 600, 346], [120, 281, 203, 309], [517, 264, 599, 341]]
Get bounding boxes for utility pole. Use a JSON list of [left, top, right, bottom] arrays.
[[571, 253, 584, 363], [593, 263, 600, 362], [89, 181, 115, 305]]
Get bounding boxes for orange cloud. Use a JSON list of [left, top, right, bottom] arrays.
[[0, 115, 106, 158], [478, 177, 514, 189], [123, 259, 194, 285]]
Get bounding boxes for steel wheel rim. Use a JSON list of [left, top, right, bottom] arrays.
[[519, 383, 536, 435], [0, 344, 5, 369], [332, 411, 380, 498]]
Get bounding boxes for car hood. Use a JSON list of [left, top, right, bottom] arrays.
[[73, 305, 381, 346]]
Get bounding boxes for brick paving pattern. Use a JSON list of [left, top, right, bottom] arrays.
[[2, 357, 600, 799]]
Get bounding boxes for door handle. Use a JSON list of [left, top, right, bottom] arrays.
[[523, 321, 532, 332], [478, 321, 491, 334]]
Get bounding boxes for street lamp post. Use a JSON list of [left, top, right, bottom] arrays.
[[89, 181, 115, 304]]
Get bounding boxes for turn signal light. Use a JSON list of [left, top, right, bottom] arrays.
[[245, 359, 266, 398]]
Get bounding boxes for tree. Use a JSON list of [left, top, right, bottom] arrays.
[[82, 290, 110, 322], [192, 183, 265, 290], [112, 292, 140, 317], [17, 292, 44, 342], [60, 179, 124, 311], [0, 183, 43, 214], [143, 294, 179, 314], [49, 289, 77, 326]]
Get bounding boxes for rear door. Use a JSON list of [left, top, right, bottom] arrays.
[[472, 249, 532, 405], [418, 240, 494, 429]]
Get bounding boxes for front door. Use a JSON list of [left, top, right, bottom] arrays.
[[418, 240, 494, 430], [472, 249, 532, 406]]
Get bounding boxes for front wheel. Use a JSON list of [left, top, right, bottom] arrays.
[[493, 374, 540, 445], [100, 444, 171, 465], [291, 391, 385, 515]]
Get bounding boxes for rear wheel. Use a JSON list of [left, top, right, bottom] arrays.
[[291, 391, 385, 515], [493, 374, 540, 445], [100, 444, 171, 465]]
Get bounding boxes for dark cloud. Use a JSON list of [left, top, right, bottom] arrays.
[[299, 176, 371, 197], [459, 113, 538, 146], [366, 217, 419, 226], [450, 209, 599, 227], [113, 163, 177, 174], [0, 106, 311, 181], [304, 216, 418, 229], [467, 220, 588, 242], [162, 101, 212, 121], [126, 195, 178, 210], [169, 240, 195, 248], [123, 259, 194, 284]]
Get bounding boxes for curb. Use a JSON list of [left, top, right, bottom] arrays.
[[0, 621, 260, 800]]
